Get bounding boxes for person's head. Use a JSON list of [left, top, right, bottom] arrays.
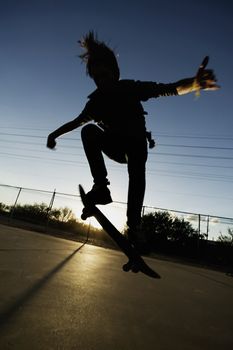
[[79, 31, 120, 88]]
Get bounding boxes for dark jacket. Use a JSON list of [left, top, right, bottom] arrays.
[[75, 79, 177, 137]]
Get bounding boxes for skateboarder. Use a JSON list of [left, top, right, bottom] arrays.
[[47, 31, 219, 250]]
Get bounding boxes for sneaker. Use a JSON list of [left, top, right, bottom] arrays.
[[86, 184, 113, 205]]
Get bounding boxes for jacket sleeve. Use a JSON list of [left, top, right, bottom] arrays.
[[134, 80, 178, 101], [72, 101, 93, 127], [49, 101, 93, 140]]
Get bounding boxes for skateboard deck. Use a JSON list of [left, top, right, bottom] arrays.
[[79, 185, 160, 279]]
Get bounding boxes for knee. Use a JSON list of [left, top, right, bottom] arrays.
[[81, 124, 101, 141]]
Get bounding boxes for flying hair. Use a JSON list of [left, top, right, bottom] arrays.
[[78, 31, 120, 80]]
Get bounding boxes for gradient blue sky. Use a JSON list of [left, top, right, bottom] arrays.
[[1, 0, 233, 225]]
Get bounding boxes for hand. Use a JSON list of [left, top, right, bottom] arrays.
[[194, 56, 220, 93], [47, 134, 57, 149]]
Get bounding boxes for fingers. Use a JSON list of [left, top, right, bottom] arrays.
[[47, 142, 55, 149], [198, 68, 219, 90], [197, 68, 216, 82], [47, 135, 56, 149], [200, 56, 209, 70], [201, 69, 216, 80], [200, 82, 220, 90], [196, 56, 209, 80], [195, 56, 220, 93], [199, 75, 220, 90]]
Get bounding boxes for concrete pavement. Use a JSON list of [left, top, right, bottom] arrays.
[[0, 224, 232, 349]]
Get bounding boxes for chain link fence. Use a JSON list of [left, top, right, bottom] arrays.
[[0, 183, 233, 241], [1, 184, 233, 269]]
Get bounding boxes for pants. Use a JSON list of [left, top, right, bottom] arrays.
[[81, 124, 148, 228]]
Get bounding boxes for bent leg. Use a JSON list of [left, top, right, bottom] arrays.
[[81, 124, 109, 185], [81, 124, 127, 184]]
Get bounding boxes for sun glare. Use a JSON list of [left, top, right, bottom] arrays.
[[74, 201, 126, 232]]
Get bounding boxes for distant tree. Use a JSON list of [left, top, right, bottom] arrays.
[[0, 202, 9, 214], [217, 228, 233, 246], [49, 207, 75, 222], [59, 207, 75, 222], [12, 203, 48, 222], [141, 210, 198, 248], [169, 217, 198, 242], [50, 208, 61, 221], [141, 211, 171, 247]]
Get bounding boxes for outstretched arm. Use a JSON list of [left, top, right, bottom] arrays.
[[47, 112, 91, 149], [137, 57, 219, 100], [174, 56, 220, 96]]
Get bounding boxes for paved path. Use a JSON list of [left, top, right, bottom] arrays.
[[0, 224, 232, 349]]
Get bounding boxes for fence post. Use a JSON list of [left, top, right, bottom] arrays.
[[46, 189, 56, 232], [9, 187, 22, 223], [198, 214, 201, 236], [196, 214, 201, 257], [206, 215, 210, 240], [142, 205, 145, 217]]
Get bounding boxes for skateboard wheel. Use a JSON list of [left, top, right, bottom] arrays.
[[81, 213, 87, 220], [122, 260, 140, 273], [122, 261, 131, 272], [131, 264, 140, 273], [81, 207, 93, 220]]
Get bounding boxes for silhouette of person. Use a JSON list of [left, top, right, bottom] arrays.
[[47, 31, 219, 250]]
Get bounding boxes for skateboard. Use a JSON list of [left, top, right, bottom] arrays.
[[79, 185, 160, 279]]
